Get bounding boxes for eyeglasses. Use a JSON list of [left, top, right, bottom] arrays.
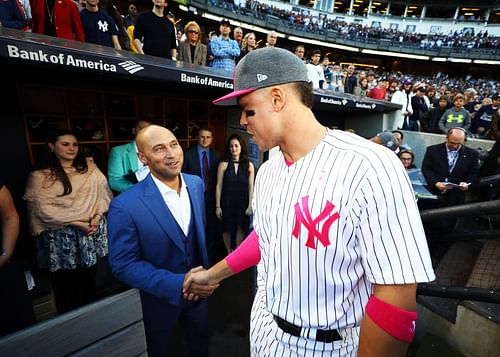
[[400, 157, 412, 161], [188, 30, 199, 34]]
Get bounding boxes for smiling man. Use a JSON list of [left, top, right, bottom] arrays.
[[107, 125, 217, 357], [184, 47, 435, 357]]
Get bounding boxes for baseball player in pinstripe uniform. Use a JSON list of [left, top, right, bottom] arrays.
[[183, 47, 435, 356]]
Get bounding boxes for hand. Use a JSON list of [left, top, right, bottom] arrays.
[[216, 207, 222, 219], [458, 182, 469, 191], [182, 266, 219, 301], [245, 206, 253, 216], [435, 182, 448, 192]]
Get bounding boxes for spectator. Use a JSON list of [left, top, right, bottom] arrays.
[[80, 0, 121, 49], [182, 127, 221, 265], [0, 0, 29, 30], [480, 105, 500, 178], [238, 32, 257, 63], [439, 94, 471, 134], [133, 0, 177, 59], [305, 49, 325, 89], [421, 96, 450, 134], [216, 133, 254, 253], [391, 79, 414, 130], [233, 26, 243, 48], [31, 0, 84, 41], [398, 150, 416, 170], [368, 77, 388, 100], [353, 77, 369, 97], [206, 30, 217, 65], [293, 44, 306, 63], [344, 64, 357, 94], [421, 127, 478, 206], [370, 131, 399, 152], [0, 178, 35, 337], [98, 0, 129, 50], [177, 21, 207, 66], [266, 30, 277, 47], [123, 3, 137, 29], [407, 85, 429, 131], [471, 93, 500, 138], [107, 119, 152, 193], [209, 19, 240, 73], [23, 129, 112, 313]]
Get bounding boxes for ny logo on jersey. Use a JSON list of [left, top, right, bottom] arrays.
[[292, 195, 340, 249], [98, 20, 109, 32]]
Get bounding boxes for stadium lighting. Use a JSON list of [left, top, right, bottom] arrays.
[[288, 36, 360, 52], [448, 58, 473, 63], [361, 49, 429, 60], [431, 57, 447, 62], [474, 60, 500, 65]]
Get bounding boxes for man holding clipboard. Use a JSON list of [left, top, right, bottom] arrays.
[[421, 127, 479, 206]]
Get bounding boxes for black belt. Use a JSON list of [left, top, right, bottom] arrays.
[[273, 315, 342, 343]]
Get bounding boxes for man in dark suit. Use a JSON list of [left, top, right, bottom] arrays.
[[421, 127, 479, 207], [182, 127, 221, 264], [107, 125, 217, 357]]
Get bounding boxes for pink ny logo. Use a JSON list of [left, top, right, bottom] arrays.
[[292, 196, 340, 249]]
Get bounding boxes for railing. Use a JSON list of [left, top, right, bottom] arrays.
[[190, 0, 500, 61]]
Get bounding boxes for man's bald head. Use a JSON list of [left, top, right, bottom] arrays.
[[136, 125, 184, 186], [136, 125, 175, 152]]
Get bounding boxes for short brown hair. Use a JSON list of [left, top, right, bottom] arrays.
[[292, 82, 314, 108]]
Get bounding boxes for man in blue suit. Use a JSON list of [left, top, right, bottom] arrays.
[[182, 127, 221, 264], [107, 125, 218, 357], [107, 119, 151, 193]]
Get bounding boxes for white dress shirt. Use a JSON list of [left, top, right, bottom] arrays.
[[151, 174, 191, 236]]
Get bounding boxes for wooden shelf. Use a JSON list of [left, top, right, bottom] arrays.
[[19, 84, 227, 172]]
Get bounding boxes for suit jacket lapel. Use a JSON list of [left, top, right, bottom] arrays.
[[184, 174, 208, 265], [139, 176, 185, 252]]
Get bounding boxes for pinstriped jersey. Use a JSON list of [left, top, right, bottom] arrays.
[[252, 129, 435, 331]]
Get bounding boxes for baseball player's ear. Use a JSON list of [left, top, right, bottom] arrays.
[[270, 86, 286, 112]]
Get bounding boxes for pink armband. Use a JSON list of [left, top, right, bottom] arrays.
[[365, 294, 418, 343], [225, 230, 260, 273]]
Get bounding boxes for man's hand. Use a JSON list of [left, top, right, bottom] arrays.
[[182, 266, 219, 301]]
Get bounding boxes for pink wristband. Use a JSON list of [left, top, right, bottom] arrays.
[[365, 294, 418, 343], [225, 230, 260, 273]]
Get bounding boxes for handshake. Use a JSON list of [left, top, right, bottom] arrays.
[[182, 266, 220, 301]]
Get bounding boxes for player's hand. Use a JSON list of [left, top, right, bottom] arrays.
[[216, 207, 222, 219], [182, 266, 219, 301]]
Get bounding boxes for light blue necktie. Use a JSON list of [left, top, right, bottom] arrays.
[[448, 150, 458, 173]]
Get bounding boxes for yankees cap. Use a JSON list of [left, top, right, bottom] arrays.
[[213, 47, 310, 106]]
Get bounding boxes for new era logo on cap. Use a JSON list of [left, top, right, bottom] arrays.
[[257, 74, 268, 82]]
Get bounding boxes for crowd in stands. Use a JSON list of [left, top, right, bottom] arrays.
[[213, 0, 499, 51], [1, 0, 499, 139]]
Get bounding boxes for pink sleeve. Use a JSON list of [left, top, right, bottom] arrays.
[[225, 230, 260, 273]]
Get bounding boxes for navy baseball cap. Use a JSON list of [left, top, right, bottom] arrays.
[[213, 47, 310, 106]]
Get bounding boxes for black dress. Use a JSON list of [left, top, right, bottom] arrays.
[[221, 161, 249, 236]]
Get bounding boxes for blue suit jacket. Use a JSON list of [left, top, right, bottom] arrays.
[[107, 173, 208, 330], [107, 141, 139, 193]]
